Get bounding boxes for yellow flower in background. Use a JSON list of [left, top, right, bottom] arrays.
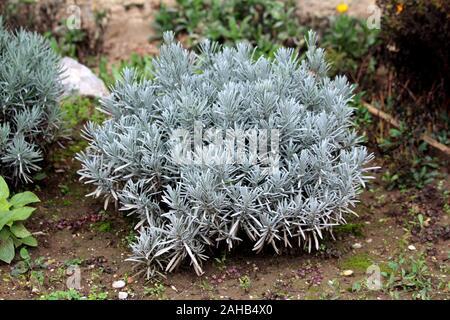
[[396, 3, 404, 14], [336, 3, 349, 14]]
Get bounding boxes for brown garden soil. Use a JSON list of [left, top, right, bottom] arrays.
[[0, 126, 448, 300]]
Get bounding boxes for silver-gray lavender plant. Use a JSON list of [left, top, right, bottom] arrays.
[[0, 19, 64, 183], [77, 31, 376, 277]]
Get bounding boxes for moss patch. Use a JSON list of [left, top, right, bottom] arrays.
[[334, 223, 365, 237], [62, 96, 105, 129], [340, 253, 392, 274], [340, 253, 373, 271]]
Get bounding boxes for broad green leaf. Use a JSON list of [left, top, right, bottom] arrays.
[[0, 228, 11, 241], [21, 236, 37, 247], [10, 191, 40, 208], [0, 237, 15, 263], [10, 223, 31, 239], [0, 207, 35, 230], [0, 176, 9, 200], [0, 198, 10, 211], [8, 207, 35, 222], [11, 235, 23, 248], [0, 211, 13, 231], [19, 247, 30, 260]]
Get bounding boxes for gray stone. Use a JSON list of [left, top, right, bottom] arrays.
[[112, 280, 126, 289], [352, 243, 363, 249], [118, 291, 128, 300], [341, 270, 354, 277], [60, 57, 109, 98]]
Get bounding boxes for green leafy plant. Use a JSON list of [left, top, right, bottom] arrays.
[[0, 176, 40, 263], [45, 25, 86, 59], [382, 155, 439, 190], [382, 253, 434, 300], [99, 53, 153, 87], [378, 119, 440, 190], [87, 286, 109, 300], [323, 15, 379, 80], [60, 96, 106, 151], [144, 282, 166, 299], [213, 252, 227, 270], [239, 275, 252, 292], [10, 248, 47, 277], [154, 0, 304, 57], [39, 289, 83, 300]]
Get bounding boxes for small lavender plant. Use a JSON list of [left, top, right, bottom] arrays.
[[0, 18, 64, 183], [77, 31, 375, 277]]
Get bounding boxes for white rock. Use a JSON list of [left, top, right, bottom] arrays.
[[341, 270, 354, 277], [408, 245, 417, 251], [352, 243, 362, 249], [366, 238, 373, 243], [112, 280, 126, 289], [118, 291, 128, 300], [60, 57, 109, 98]]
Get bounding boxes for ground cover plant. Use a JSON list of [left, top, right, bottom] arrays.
[[77, 31, 375, 277]]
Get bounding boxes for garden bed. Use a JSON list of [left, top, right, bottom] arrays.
[[0, 0, 449, 301]]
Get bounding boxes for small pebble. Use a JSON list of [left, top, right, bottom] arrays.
[[408, 245, 417, 251], [366, 238, 373, 243], [341, 270, 354, 277], [352, 243, 362, 249], [112, 280, 126, 289], [118, 292, 128, 300]]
